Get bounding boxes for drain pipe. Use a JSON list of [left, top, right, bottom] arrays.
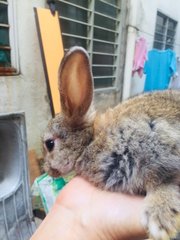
[[122, 0, 139, 100]]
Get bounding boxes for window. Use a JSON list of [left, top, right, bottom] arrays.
[[153, 11, 177, 50], [0, 0, 18, 75], [55, 0, 123, 89]]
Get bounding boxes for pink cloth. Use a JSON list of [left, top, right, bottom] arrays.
[[132, 37, 147, 77]]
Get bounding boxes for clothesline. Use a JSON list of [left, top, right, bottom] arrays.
[[129, 24, 180, 47]]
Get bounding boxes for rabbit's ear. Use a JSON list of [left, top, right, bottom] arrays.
[[59, 47, 93, 119]]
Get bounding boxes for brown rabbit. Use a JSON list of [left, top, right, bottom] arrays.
[[43, 47, 180, 240]]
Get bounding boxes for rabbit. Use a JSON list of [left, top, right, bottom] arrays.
[[43, 46, 180, 240]]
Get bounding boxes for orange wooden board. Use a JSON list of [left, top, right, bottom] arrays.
[[35, 8, 64, 115]]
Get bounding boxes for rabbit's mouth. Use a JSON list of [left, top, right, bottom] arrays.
[[48, 167, 61, 178], [48, 162, 74, 178]]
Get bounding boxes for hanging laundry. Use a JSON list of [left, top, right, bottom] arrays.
[[132, 37, 147, 77], [169, 57, 180, 89], [144, 49, 176, 92]]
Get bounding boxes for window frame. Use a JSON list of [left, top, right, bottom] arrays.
[[56, 0, 125, 91], [0, 0, 19, 76], [153, 11, 177, 50]]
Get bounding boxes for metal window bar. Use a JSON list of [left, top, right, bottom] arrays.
[[0, 0, 8, 4], [0, 23, 9, 28], [98, 0, 121, 10], [94, 11, 120, 22], [87, 0, 95, 65], [113, 0, 122, 89], [59, 0, 92, 13], [93, 38, 119, 45], [167, 27, 176, 32], [156, 23, 166, 28], [94, 75, 116, 79], [94, 25, 119, 34], [62, 33, 91, 40], [155, 31, 165, 36], [58, 0, 121, 88], [95, 0, 120, 87], [93, 64, 117, 67], [60, 16, 91, 27], [0, 0, 12, 69], [154, 12, 177, 50], [154, 39, 168, 44], [93, 51, 118, 56]]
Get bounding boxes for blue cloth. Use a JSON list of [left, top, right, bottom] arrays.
[[144, 49, 176, 92]]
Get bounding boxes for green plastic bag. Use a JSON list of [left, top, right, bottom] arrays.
[[33, 173, 66, 213]]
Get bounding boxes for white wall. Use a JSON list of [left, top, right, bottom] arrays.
[[0, 0, 51, 157], [4, 0, 180, 157], [0, 0, 128, 157], [123, 0, 180, 98]]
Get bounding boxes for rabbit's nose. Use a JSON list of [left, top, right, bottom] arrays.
[[45, 139, 55, 152]]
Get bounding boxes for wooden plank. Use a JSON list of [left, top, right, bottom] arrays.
[[35, 8, 64, 116]]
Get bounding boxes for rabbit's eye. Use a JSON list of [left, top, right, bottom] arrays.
[[45, 139, 54, 152]]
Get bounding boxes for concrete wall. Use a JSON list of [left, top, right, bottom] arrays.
[[0, 0, 51, 157], [123, 0, 180, 98], [0, 0, 127, 157], [1, 0, 179, 157]]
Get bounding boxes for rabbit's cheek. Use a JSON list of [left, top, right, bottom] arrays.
[[59, 162, 74, 176], [49, 154, 74, 176]]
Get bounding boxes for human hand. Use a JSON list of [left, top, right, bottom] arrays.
[[31, 177, 147, 240]]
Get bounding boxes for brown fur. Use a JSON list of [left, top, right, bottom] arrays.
[[43, 47, 180, 240]]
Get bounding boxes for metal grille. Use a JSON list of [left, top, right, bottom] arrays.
[[153, 11, 177, 50], [0, 113, 36, 240], [56, 0, 122, 89], [0, 0, 18, 75], [0, 0, 11, 67]]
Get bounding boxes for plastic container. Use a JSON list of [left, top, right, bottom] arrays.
[[33, 173, 66, 214], [0, 113, 36, 240]]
